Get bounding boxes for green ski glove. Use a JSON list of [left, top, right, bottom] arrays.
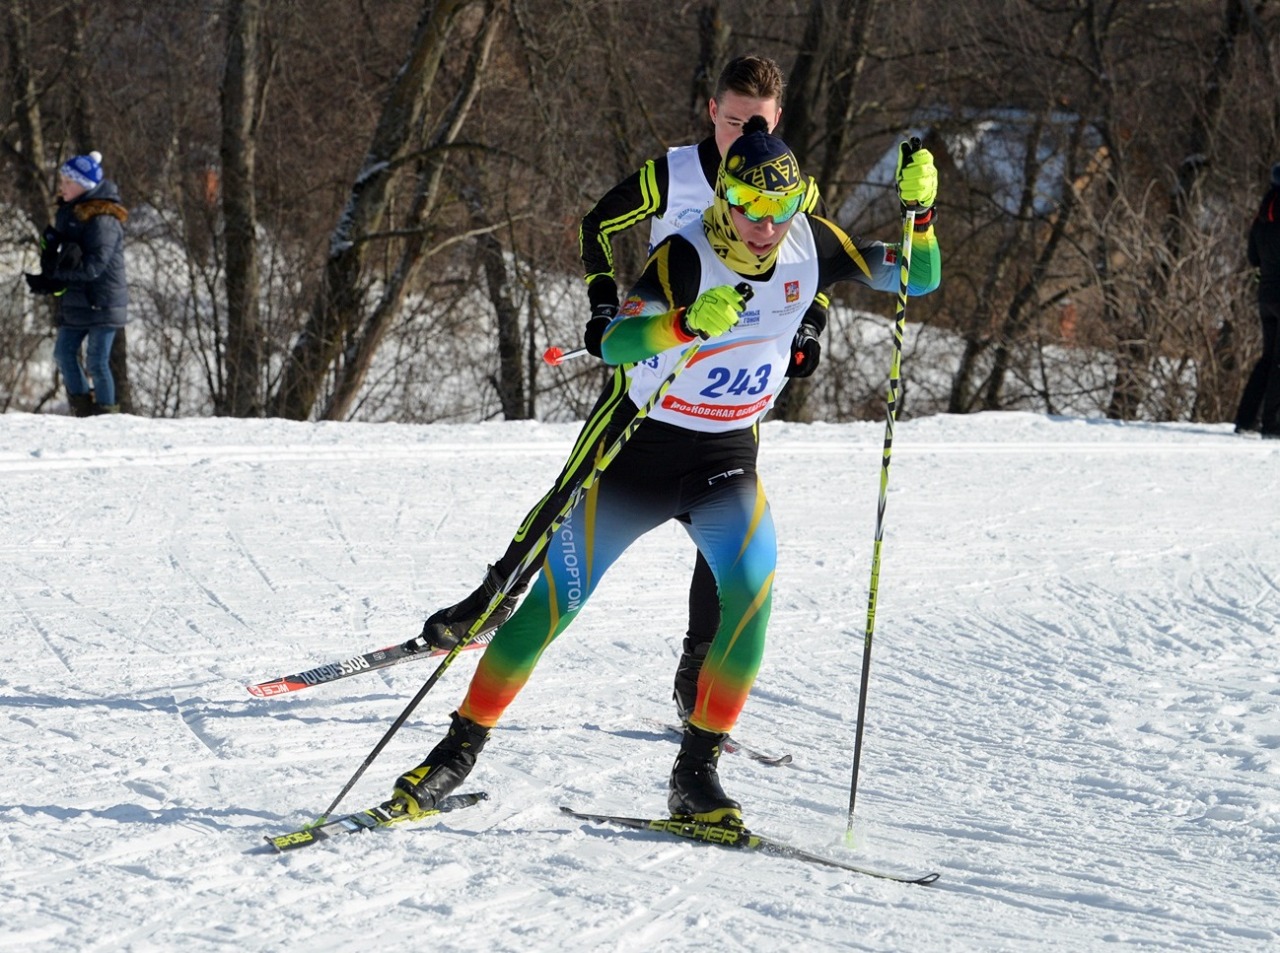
[[680, 285, 746, 340]]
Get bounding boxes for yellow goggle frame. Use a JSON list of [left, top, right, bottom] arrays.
[[724, 178, 804, 224]]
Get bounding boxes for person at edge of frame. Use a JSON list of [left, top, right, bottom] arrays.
[[385, 116, 940, 828], [1233, 161, 1280, 439], [416, 55, 828, 726]]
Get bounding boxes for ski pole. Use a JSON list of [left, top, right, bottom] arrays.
[[318, 284, 752, 820], [543, 345, 590, 366], [846, 159, 919, 840]]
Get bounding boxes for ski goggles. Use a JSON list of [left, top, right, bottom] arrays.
[[724, 178, 804, 224]]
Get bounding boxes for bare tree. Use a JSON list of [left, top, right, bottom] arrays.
[[219, 0, 268, 416], [322, 6, 503, 422], [270, 0, 495, 420], [1105, 0, 1255, 419], [3, 0, 50, 226]]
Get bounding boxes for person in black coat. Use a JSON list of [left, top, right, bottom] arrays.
[[1234, 163, 1280, 438], [25, 151, 130, 416]]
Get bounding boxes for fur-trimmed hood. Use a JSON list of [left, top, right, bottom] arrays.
[[73, 198, 129, 226], [67, 179, 128, 224]]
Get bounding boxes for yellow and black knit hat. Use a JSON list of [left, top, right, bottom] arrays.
[[722, 119, 802, 194]]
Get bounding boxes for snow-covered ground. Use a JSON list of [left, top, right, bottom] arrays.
[[1, 410, 1276, 952]]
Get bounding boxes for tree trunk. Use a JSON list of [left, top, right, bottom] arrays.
[[64, 1, 95, 150], [687, 2, 729, 137], [3, 0, 53, 227], [475, 214, 525, 420], [219, 0, 265, 417]]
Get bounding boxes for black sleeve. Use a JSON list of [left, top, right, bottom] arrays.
[[798, 178, 831, 334], [800, 175, 826, 218], [580, 157, 672, 310], [802, 293, 830, 335], [811, 214, 878, 289]]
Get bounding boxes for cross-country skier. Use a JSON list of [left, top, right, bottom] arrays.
[[416, 55, 830, 723], [391, 117, 940, 826]]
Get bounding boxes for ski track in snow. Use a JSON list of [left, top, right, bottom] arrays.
[[0, 411, 1277, 952]]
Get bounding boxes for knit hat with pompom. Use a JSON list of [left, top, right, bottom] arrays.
[[60, 151, 103, 190]]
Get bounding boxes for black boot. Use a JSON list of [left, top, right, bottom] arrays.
[[390, 711, 489, 815], [419, 564, 528, 650], [68, 393, 94, 418], [668, 723, 742, 825], [672, 635, 709, 722]]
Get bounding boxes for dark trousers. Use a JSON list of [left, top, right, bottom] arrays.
[[1235, 300, 1280, 434]]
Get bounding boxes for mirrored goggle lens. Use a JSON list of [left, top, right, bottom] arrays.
[[724, 182, 803, 224]]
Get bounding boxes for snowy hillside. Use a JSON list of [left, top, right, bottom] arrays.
[[0, 411, 1277, 952]]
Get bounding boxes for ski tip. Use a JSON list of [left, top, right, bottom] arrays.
[[265, 829, 320, 852], [246, 681, 293, 697]]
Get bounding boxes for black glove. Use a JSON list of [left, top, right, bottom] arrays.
[[24, 272, 64, 296], [416, 564, 529, 651], [785, 323, 821, 378], [583, 303, 617, 358], [39, 226, 62, 273], [55, 241, 82, 271]]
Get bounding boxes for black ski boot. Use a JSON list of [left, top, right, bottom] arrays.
[[419, 564, 528, 650], [672, 635, 709, 722], [390, 711, 490, 815], [668, 722, 742, 826]]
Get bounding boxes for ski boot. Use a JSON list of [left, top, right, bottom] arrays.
[[419, 564, 528, 651], [672, 635, 709, 722], [389, 711, 490, 815], [668, 722, 742, 826]]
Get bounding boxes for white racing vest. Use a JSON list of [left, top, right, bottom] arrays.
[[626, 215, 819, 433], [648, 144, 713, 252]]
